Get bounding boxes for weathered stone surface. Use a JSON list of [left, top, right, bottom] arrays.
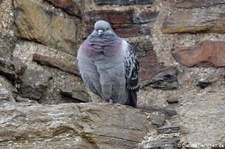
[[0, 34, 16, 60], [178, 92, 225, 146], [196, 81, 212, 89], [0, 75, 18, 101], [142, 107, 177, 119], [131, 39, 154, 57], [166, 98, 179, 104], [19, 69, 51, 100], [174, 0, 225, 8], [33, 53, 79, 76], [136, 11, 158, 23], [0, 87, 15, 102], [138, 138, 180, 149], [14, 0, 78, 55], [0, 0, 15, 38], [0, 57, 26, 82], [15, 96, 38, 104], [12, 57, 27, 81], [157, 126, 180, 134], [84, 10, 152, 37], [45, 0, 81, 17], [60, 87, 90, 102], [0, 103, 153, 149], [139, 55, 162, 82], [172, 40, 225, 67], [0, 57, 16, 81], [162, 9, 225, 33], [150, 112, 165, 127], [95, 0, 154, 5], [12, 41, 85, 105], [114, 24, 151, 38], [142, 67, 178, 90]]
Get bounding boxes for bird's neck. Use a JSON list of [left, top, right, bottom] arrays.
[[87, 34, 122, 57]]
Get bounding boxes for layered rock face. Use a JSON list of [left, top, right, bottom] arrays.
[[0, 0, 225, 148], [0, 103, 154, 149]]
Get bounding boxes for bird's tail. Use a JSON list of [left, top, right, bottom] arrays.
[[126, 90, 137, 108]]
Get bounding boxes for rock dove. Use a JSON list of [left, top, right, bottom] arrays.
[[77, 20, 139, 107]]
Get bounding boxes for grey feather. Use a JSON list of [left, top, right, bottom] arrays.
[[77, 20, 139, 107], [124, 45, 139, 107]]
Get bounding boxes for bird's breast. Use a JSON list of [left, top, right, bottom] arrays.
[[82, 36, 122, 59]]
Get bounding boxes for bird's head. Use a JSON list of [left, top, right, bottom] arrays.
[[93, 20, 117, 36]]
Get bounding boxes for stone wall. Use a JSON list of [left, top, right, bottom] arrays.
[[0, 0, 225, 148]]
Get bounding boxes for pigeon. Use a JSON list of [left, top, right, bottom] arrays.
[[77, 20, 139, 107]]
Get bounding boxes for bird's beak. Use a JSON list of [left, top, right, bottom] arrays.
[[97, 29, 103, 36]]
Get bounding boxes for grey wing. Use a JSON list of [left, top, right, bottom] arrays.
[[124, 44, 139, 107], [77, 58, 102, 98], [82, 73, 102, 97]]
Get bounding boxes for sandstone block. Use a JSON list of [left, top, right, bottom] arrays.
[[60, 87, 90, 102], [114, 24, 151, 38], [162, 10, 225, 33], [0, 34, 16, 60], [139, 55, 162, 82], [142, 66, 179, 90], [45, 0, 81, 17], [14, 0, 78, 55], [172, 40, 225, 67], [137, 11, 158, 23], [95, 0, 154, 5], [19, 69, 51, 100], [0, 103, 154, 148], [33, 53, 79, 76], [0, 57, 27, 82], [174, 0, 225, 8]]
